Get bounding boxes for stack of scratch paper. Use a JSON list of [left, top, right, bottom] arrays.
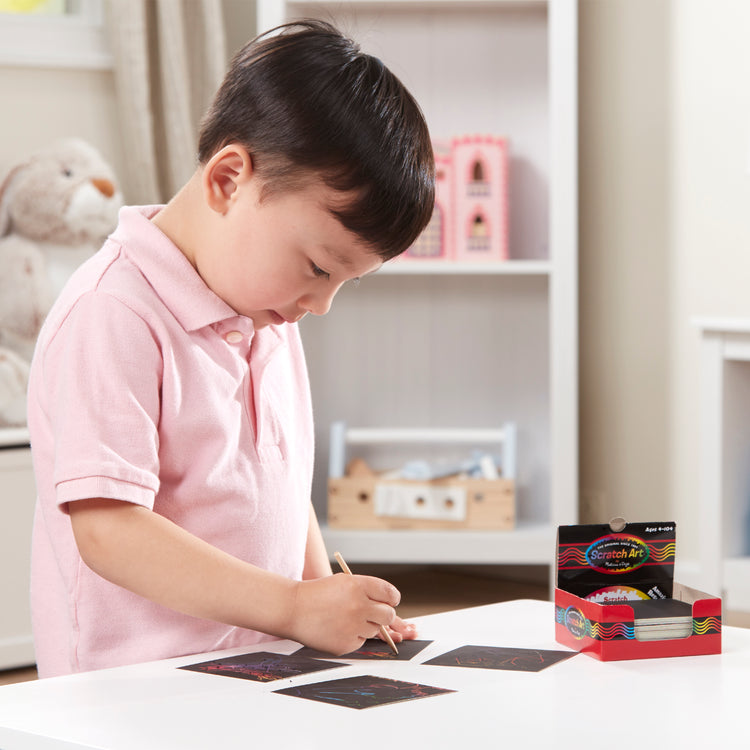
[[625, 598, 693, 641], [554, 519, 722, 660]]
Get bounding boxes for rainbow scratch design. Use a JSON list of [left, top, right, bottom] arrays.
[[649, 541, 676, 562], [558, 540, 676, 571], [693, 617, 722, 635], [588, 621, 635, 640], [556, 606, 722, 641]]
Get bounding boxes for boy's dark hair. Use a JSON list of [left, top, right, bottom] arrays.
[[198, 19, 435, 260]]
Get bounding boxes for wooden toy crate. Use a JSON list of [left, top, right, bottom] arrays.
[[326, 422, 516, 531], [328, 475, 515, 531]]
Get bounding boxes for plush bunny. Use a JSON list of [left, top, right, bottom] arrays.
[[0, 138, 123, 427]]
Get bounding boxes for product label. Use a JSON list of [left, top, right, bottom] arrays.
[[557, 521, 677, 600], [585, 534, 650, 573]]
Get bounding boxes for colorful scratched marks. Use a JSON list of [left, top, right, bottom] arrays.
[[424, 645, 577, 672], [293, 638, 432, 661], [274, 674, 455, 709], [179, 651, 343, 683]]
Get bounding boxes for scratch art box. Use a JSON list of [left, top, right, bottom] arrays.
[[554, 521, 722, 660]]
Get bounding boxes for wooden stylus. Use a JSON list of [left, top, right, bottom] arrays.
[[334, 551, 399, 655]]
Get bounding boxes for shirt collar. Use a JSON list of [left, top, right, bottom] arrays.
[[112, 205, 251, 333]]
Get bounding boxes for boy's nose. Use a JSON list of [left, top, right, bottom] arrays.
[[302, 285, 340, 317]]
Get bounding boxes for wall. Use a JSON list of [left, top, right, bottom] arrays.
[[0, 65, 123, 194], [578, 0, 671, 529], [580, 0, 750, 571], [671, 0, 750, 561]]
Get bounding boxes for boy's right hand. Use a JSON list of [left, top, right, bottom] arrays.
[[288, 573, 400, 655]]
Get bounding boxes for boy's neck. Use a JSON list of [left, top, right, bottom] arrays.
[[151, 171, 207, 271]]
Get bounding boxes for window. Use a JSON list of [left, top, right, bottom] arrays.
[[0, 0, 112, 69]]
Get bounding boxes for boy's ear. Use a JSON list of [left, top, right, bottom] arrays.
[[202, 144, 253, 213]]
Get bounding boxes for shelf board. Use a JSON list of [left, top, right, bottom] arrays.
[[321, 521, 556, 565], [0, 428, 30, 449], [380, 260, 551, 276], [285, 1, 547, 8]]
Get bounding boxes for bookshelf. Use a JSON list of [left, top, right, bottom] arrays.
[[256, 0, 579, 572]]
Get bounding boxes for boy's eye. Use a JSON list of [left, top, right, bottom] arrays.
[[311, 263, 330, 280]]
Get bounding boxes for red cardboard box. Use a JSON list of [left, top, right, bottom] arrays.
[[554, 521, 721, 660]]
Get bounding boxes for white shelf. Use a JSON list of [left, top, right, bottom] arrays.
[[0, 428, 31, 448], [321, 521, 556, 565], [258, 0, 548, 29], [381, 260, 552, 275], [283, 1, 546, 5]]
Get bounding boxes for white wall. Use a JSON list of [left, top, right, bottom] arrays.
[[0, 65, 124, 195], [671, 0, 750, 560], [580, 0, 750, 570], [578, 0, 671, 528]]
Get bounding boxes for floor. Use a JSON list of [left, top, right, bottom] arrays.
[[1, 564, 747, 687]]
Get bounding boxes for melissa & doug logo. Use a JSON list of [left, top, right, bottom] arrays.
[[585, 534, 650, 574]]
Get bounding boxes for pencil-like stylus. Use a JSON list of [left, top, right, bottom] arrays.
[[334, 551, 399, 655]]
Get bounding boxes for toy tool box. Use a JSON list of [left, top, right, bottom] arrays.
[[326, 422, 515, 531], [554, 520, 722, 660]]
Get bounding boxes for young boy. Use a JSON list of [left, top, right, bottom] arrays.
[[27, 20, 435, 678]]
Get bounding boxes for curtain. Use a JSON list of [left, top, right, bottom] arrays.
[[106, 0, 227, 204]]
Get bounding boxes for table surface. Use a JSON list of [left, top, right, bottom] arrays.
[[0, 599, 748, 750]]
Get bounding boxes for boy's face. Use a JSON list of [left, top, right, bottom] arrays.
[[198, 175, 382, 329]]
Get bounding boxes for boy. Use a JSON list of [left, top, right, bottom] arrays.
[[27, 20, 435, 678]]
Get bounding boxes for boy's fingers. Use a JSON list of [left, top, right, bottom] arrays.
[[359, 575, 400, 607], [367, 601, 397, 629]]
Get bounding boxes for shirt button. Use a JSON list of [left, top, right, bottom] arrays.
[[224, 330, 243, 344]]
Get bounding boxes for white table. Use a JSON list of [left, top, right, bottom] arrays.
[[0, 599, 748, 749]]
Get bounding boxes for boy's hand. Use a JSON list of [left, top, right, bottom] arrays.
[[288, 573, 401, 655], [383, 614, 418, 644]]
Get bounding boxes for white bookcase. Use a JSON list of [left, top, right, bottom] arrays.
[[256, 0, 579, 570], [0, 443, 36, 669]]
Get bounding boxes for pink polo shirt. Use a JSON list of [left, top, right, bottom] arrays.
[[28, 205, 314, 678]]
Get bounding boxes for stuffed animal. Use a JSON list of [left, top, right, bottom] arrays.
[[0, 138, 123, 427]]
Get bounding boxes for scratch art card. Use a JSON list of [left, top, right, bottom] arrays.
[[424, 645, 577, 672], [293, 638, 432, 661], [273, 674, 455, 709], [179, 651, 343, 683]]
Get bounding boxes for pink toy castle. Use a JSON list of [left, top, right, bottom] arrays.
[[405, 135, 508, 262]]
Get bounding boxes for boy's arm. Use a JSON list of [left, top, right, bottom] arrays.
[[69, 498, 400, 656], [303, 502, 333, 580], [301, 501, 418, 643]]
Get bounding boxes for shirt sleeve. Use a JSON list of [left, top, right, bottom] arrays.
[[39, 290, 163, 510]]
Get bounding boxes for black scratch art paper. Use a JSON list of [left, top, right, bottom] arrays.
[[293, 638, 432, 661], [273, 674, 455, 709], [424, 645, 576, 672], [179, 651, 343, 682]]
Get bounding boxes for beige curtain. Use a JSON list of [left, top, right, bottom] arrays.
[[106, 0, 227, 204]]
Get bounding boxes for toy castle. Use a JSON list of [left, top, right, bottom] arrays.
[[405, 135, 508, 262]]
